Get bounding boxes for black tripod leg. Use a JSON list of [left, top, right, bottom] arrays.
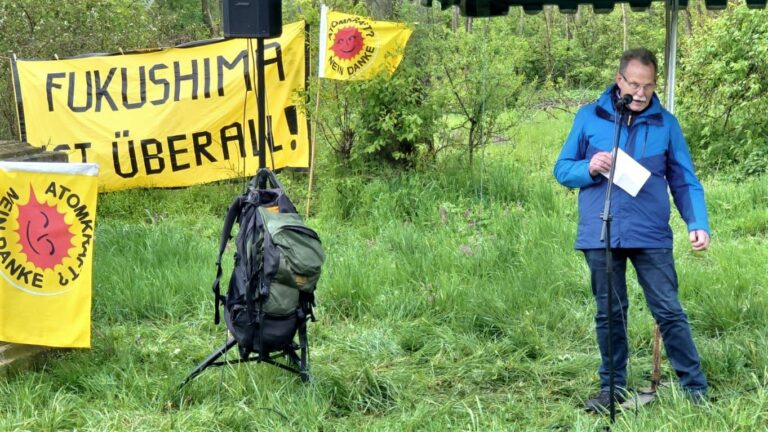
[[180, 338, 237, 388], [298, 321, 310, 383], [299, 350, 310, 383]]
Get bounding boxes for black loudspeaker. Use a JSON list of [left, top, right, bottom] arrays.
[[223, 0, 282, 38]]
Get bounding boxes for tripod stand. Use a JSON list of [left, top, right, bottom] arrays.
[[180, 10, 314, 386], [180, 332, 309, 388]]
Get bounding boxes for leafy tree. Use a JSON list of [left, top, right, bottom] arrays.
[[0, 0, 222, 140], [314, 54, 439, 169], [314, 1, 440, 169], [427, 16, 532, 164], [0, 1, 162, 140], [531, 4, 665, 89], [677, 4, 768, 177], [149, 0, 220, 43]]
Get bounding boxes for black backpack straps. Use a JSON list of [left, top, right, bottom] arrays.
[[212, 195, 243, 325], [244, 212, 258, 324], [300, 292, 315, 322], [252, 167, 284, 191], [276, 193, 298, 213], [219, 195, 244, 254], [257, 307, 266, 360]]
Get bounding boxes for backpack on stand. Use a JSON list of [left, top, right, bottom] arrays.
[[181, 168, 324, 386]]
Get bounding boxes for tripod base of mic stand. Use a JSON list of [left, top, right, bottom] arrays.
[[179, 338, 310, 389], [619, 381, 671, 410], [621, 389, 656, 409]]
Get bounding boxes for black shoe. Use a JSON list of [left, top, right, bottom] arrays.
[[688, 391, 708, 406], [584, 389, 627, 412]]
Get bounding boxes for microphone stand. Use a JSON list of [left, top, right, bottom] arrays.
[[600, 97, 629, 424]]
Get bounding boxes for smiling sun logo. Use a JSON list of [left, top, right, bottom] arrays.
[[332, 27, 364, 60], [14, 186, 74, 270]]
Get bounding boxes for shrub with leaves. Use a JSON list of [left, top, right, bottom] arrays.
[[677, 5, 768, 177]]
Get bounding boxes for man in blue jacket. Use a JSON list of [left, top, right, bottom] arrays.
[[554, 48, 709, 412]]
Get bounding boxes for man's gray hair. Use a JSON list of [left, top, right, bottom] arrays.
[[619, 48, 658, 76]]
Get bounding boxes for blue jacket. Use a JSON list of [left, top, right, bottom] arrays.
[[554, 86, 710, 250]]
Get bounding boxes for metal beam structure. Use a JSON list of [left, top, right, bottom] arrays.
[[421, 0, 766, 16], [664, 0, 679, 113]]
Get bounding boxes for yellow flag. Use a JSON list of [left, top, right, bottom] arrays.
[[0, 162, 98, 348], [318, 5, 412, 80]]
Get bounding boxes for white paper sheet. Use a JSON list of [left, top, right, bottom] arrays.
[[600, 148, 651, 197]]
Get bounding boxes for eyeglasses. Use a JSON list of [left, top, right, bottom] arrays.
[[620, 73, 656, 92]]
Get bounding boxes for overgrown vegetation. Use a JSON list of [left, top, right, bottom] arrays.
[[2, 110, 767, 431], [677, 3, 768, 178]]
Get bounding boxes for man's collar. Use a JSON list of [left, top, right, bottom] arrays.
[[597, 89, 663, 126]]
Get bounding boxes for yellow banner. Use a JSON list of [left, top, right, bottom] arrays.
[[0, 162, 98, 348], [318, 6, 412, 80], [11, 21, 309, 192]]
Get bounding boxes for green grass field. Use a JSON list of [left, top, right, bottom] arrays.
[[2, 109, 767, 431]]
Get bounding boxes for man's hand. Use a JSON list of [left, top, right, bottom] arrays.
[[689, 229, 710, 251], [589, 151, 613, 177]]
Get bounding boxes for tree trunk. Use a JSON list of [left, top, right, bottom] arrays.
[[365, 0, 394, 19], [452, 6, 459, 32], [468, 120, 476, 165], [202, 0, 215, 37], [621, 4, 628, 51], [683, 9, 692, 35], [544, 6, 553, 77]]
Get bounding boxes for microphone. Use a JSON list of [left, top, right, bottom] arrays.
[[615, 94, 634, 112]]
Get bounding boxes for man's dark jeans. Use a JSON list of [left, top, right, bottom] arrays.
[[583, 248, 708, 394]]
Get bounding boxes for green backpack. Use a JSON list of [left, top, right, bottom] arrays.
[[212, 169, 324, 372]]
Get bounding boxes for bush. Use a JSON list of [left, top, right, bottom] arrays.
[[677, 5, 768, 178]]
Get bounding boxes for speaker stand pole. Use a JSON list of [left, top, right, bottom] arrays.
[[256, 37, 267, 171]]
